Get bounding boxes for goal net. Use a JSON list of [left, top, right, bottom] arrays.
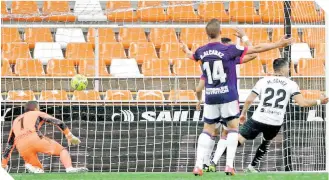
[[0, 0, 326, 173]]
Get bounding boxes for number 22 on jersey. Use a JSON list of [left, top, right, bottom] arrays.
[[203, 60, 227, 84]]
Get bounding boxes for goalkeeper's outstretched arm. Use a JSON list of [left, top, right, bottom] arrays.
[[39, 113, 81, 146], [2, 129, 15, 170], [294, 94, 329, 107]]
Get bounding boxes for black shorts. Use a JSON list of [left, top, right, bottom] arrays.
[[239, 118, 281, 140]]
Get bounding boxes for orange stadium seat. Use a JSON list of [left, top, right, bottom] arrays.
[[142, 59, 171, 76], [180, 28, 208, 48], [105, 90, 133, 100], [191, 43, 200, 52], [24, 28, 53, 48], [119, 28, 147, 48], [1, 60, 14, 76], [42, 1, 76, 22], [40, 90, 69, 100], [2, 42, 31, 64], [149, 28, 178, 48], [78, 60, 110, 77], [65, 43, 94, 64], [128, 42, 158, 64], [300, 90, 321, 100], [221, 28, 238, 42], [198, 2, 229, 22], [99, 43, 127, 65], [160, 43, 186, 62], [271, 28, 300, 43], [302, 28, 325, 48], [46, 59, 76, 77], [7, 90, 35, 100], [72, 90, 101, 100], [314, 43, 325, 59], [230, 1, 261, 23], [15, 59, 44, 76], [1, 28, 22, 47], [240, 60, 265, 76], [259, 49, 281, 66], [168, 90, 197, 101], [1, 1, 10, 21], [106, 1, 138, 22], [173, 59, 202, 76], [245, 28, 270, 44], [11, 1, 42, 22], [87, 28, 117, 46], [259, 1, 284, 23], [167, 1, 200, 22], [137, 90, 165, 101], [137, 1, 168, 22], [294, 58, 325, 76], [292, 1, 324, 23]]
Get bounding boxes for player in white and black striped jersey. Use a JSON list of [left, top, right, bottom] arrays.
[[238, 58, 328, 173]]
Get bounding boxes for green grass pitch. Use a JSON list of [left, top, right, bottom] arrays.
[[11, 172, 328, 180]]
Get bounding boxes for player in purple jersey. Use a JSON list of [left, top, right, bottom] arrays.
[[181, 19, 293, 176]]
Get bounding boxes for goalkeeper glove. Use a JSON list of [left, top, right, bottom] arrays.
[[66, 133, 81, 146]]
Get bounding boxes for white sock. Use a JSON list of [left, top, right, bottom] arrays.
[[212, 137, 227, 165], [203, 138, 215, 166], [226, 130, 239, 168], [196, 132, 214, 169]]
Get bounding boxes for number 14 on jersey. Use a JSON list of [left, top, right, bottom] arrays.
[[203, 61, 227, 84]]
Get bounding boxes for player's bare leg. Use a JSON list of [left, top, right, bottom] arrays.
[[193, 123, 216, 176], [224, 118, 240, 176], [59, 149, 88, 173], [210, 126, 228, 170]]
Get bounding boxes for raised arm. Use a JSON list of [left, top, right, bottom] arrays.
[[39, 112, 81, 146], [294, 94, 328, 107], [181, 43, 195, 60], [246, 36, 293, 55], [2, 129, 15, 170]]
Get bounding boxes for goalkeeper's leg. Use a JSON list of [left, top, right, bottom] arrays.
[[36, 137, 88, 173]]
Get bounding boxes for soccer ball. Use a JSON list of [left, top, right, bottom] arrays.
[[71, 74, 88, 91]]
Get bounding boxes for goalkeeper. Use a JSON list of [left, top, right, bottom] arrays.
[[1, 101, 88, 173]]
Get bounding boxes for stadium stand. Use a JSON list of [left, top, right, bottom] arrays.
[[300, 90, 322, 99], [106, 1, 138, 22], [230, 1, 261, 23], [180, 28, 208, 48], [110, 59, 142, 77], [72, 90, 101, 100], [173, 58, 202, 76], [78, 59, 110, 77], [142, 59, 171, 76], [137, 1, 168, 22], [55, 28, 86, 48], [159, 43, 186, 62], [87, 28, 117, 46], [33, 42, 64, 65], [302, 28, 325, 48], [65, 43, 95, 64], [1, 60, 13, 76], [105, 90, 133, 100], [240, 60, 265, 76], [119, 28, 147, 48], [1, 1, 9, 21], [129, 42, 158, 64], [74, 0, 106, 21], [15, 59, 45, 76], [168, 90, 197, 101], [46, 59, 76, 77], [99, 43, 127, 65], [40, 90, 69, 101], [11, 1, 42, 22], [7, 90, 35, 100], [42, 1, 76, 22], [1, 28, 22, 46], [2, 42, 32, 64], [24, 28, 53, 49], [137, 90, 165, 101], [291, 1, 324, 23], [294, 58, 325, 76], [167, 1, 200, 22], [259, 1, 284, 23], [149, 28, 178, 48], [198, 2, 230, 22]]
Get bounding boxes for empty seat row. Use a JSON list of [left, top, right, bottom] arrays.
[[1, 58, 202, 77], [5, 90, 197, 101], [2, 1, 324, 23], [4, 89, 322, 101], [2, 27, 324, 50]]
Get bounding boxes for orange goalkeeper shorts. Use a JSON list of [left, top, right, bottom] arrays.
[[15, 133, 65, 169]]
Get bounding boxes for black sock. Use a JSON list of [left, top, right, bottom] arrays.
[[251, 140, 271, 166]]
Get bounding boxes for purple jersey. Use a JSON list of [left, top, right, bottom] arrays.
[[194, 42, 247, 104]]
